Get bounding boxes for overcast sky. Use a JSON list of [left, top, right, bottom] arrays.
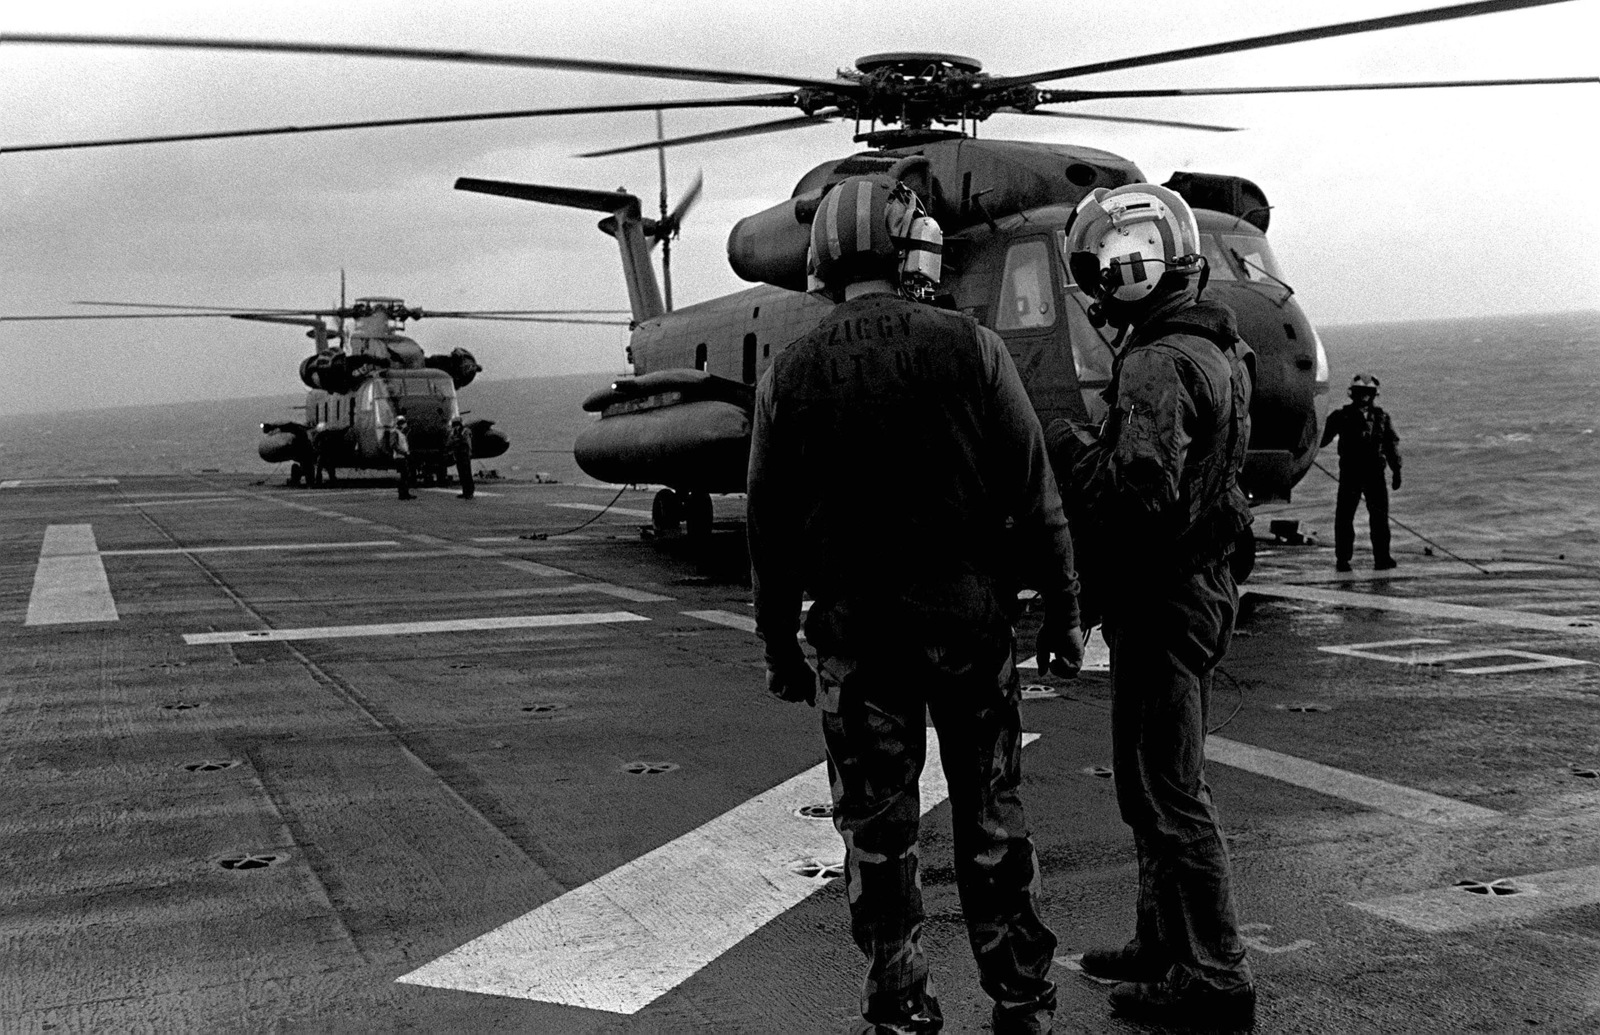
[[2, 0, 1597, 416]]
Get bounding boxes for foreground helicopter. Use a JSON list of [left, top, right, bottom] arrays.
[[0, 292, 627, 486], [3, 0, 1593, 533]]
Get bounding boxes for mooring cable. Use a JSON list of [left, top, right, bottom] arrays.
[[519, 484, 631, 540], [1310, 459, 1493, 575]]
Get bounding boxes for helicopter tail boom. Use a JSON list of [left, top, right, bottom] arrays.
[[454, 177, 665, 324]]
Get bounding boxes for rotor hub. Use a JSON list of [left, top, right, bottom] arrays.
[[830, 53, 1036, 132]]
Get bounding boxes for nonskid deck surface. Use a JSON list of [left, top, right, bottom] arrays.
[[3, 474, 1597, 1033]]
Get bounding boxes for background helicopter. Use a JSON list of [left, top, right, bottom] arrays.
[[2, 1, 1595, 507], [0, 288, 629, 486]]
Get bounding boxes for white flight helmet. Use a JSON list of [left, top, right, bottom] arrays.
[[1065, 183, 1203, 308]]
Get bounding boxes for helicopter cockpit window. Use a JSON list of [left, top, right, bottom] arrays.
[[1199, 235, 1238, 282], [996, 239, 1056, 331], [1215, 233, 1284, 284]]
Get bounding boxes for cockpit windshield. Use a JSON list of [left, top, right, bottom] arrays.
[[1201, 233, 1285, 285]]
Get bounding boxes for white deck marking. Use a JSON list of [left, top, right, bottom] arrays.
[[25, 525, 118, 626], [100, 540, 399, 556], [547, 502, 656, 520], [397, 729, 1040, 1013], [1353, 864, 1600, 933], [1254, 561, 1553, 585], [1318, 637, 1589, 675], [182, 610, 648, 645], [421, 487, 503, 497], [1, 477, 118, 488], [1247, 584, 1600, 638], [1207, 737, 1499, 825], [1019, 627, 1111, 673], [113, 496, 239, 508], [590, 584, 672, 603], [683, 609, 757, 633]]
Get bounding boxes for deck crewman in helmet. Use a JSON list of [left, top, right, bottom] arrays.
[[1321, 374, 1402, 571], [1049, 182, 1257, 1029], [747, 174, 1084, 1035], [384, 415, 415, 500]]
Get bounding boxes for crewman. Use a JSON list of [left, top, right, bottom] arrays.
[[748, 175, 1084, 1035], [1049, 182, 1256, 1029], [384, 415, 415, 500], [311, 421, 339, 487], [1321, 374, 1402, 571], [447, 416, 475, 499]]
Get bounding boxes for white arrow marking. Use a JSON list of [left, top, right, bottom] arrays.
[[397, 728, 1041, 1014]]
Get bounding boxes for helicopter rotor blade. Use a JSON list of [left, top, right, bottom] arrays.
[[1001, 109, 1241, 132], [0, 312, 255, 321], [992, 0, 1581, 88], [1039, 76, 1600, 103], [0, 93, 801, 155], [0, 34, 857, 92], [666, 171, 705, 232], [71, 299, 339, 315], [418, 315, 633, 326], [578, 111, 840, 158]]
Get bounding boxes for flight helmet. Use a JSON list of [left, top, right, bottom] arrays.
[[1350, 373, 1379, 396], [807, 175, 943, 302], [1065, 183, 1204, 322]]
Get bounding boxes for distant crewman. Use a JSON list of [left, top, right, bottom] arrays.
[[748, 175, 1083, 1035], [384, 415, 415, 500], [447, 416, 475, 499], [1321, 373, 1402, 571], [1049, 183, 1256, 1029], [311, 421, 339, 487]]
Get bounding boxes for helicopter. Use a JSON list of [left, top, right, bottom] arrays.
[[0, 291, 629, 487], [2, 1, 1594, 534]]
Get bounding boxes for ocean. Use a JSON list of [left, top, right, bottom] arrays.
[[3, 310, 1597, 566]]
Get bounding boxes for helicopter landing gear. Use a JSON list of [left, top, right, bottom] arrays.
[[652, 488, 682, 534], [288, 463, 305, 487], [684, 491, 714, 540]]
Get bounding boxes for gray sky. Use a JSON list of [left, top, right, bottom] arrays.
[[2, 0, 1597, 416]]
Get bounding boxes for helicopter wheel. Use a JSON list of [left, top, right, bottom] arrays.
[[288, 463, 304, 487], [684, 491, 714, 540], [652, 488, 682, 535]]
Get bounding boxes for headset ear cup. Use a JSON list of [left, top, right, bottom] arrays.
[[1196, 255, 1210, 297], [1069, 251, 1103, 296]]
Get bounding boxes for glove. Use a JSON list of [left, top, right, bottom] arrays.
[[1035, 608, 1085, 679], [1391, 470, 1402, 491], [765, 646, 817, 705]]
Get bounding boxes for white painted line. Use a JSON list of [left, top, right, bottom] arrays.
[[1353, 864, 1600, 934], [548, 502, 656, 520], [1247, 584, 1600, 638], [1207, 737, 1499, 825], [397, 728, 1040, 1013], [590, 584, 673, 604], [684, 609, 757, 633], [100, 540, 400, 556], [1318, 638, 1589, 675], [1, 478, 118, 488], [1254, 561, 1554, 585], [113, 496, 239, 508], [421, 488, 503, 497], [498, 559, 573, 578], [1020, 627, 1110, 673], [25, 525, 118, 626], [183, 610, 649, 645]]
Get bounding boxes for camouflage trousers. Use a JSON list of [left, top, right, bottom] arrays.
[[818, 639, 1057, 1033], [1103, 561, 1253, 993]]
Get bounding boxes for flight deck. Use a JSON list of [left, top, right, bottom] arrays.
[[3, 474, 1597, 1033]]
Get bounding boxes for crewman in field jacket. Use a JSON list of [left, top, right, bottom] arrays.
[[1049, 182, 1257, 1030], [1321, 373, 1402, 571], [748, 174, 1083, 1035]]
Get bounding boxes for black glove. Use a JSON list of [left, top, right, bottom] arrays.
[[1035, 607, 1085, 679], [1391, 470, 1402, 491], [765, 645, 817, 705]]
